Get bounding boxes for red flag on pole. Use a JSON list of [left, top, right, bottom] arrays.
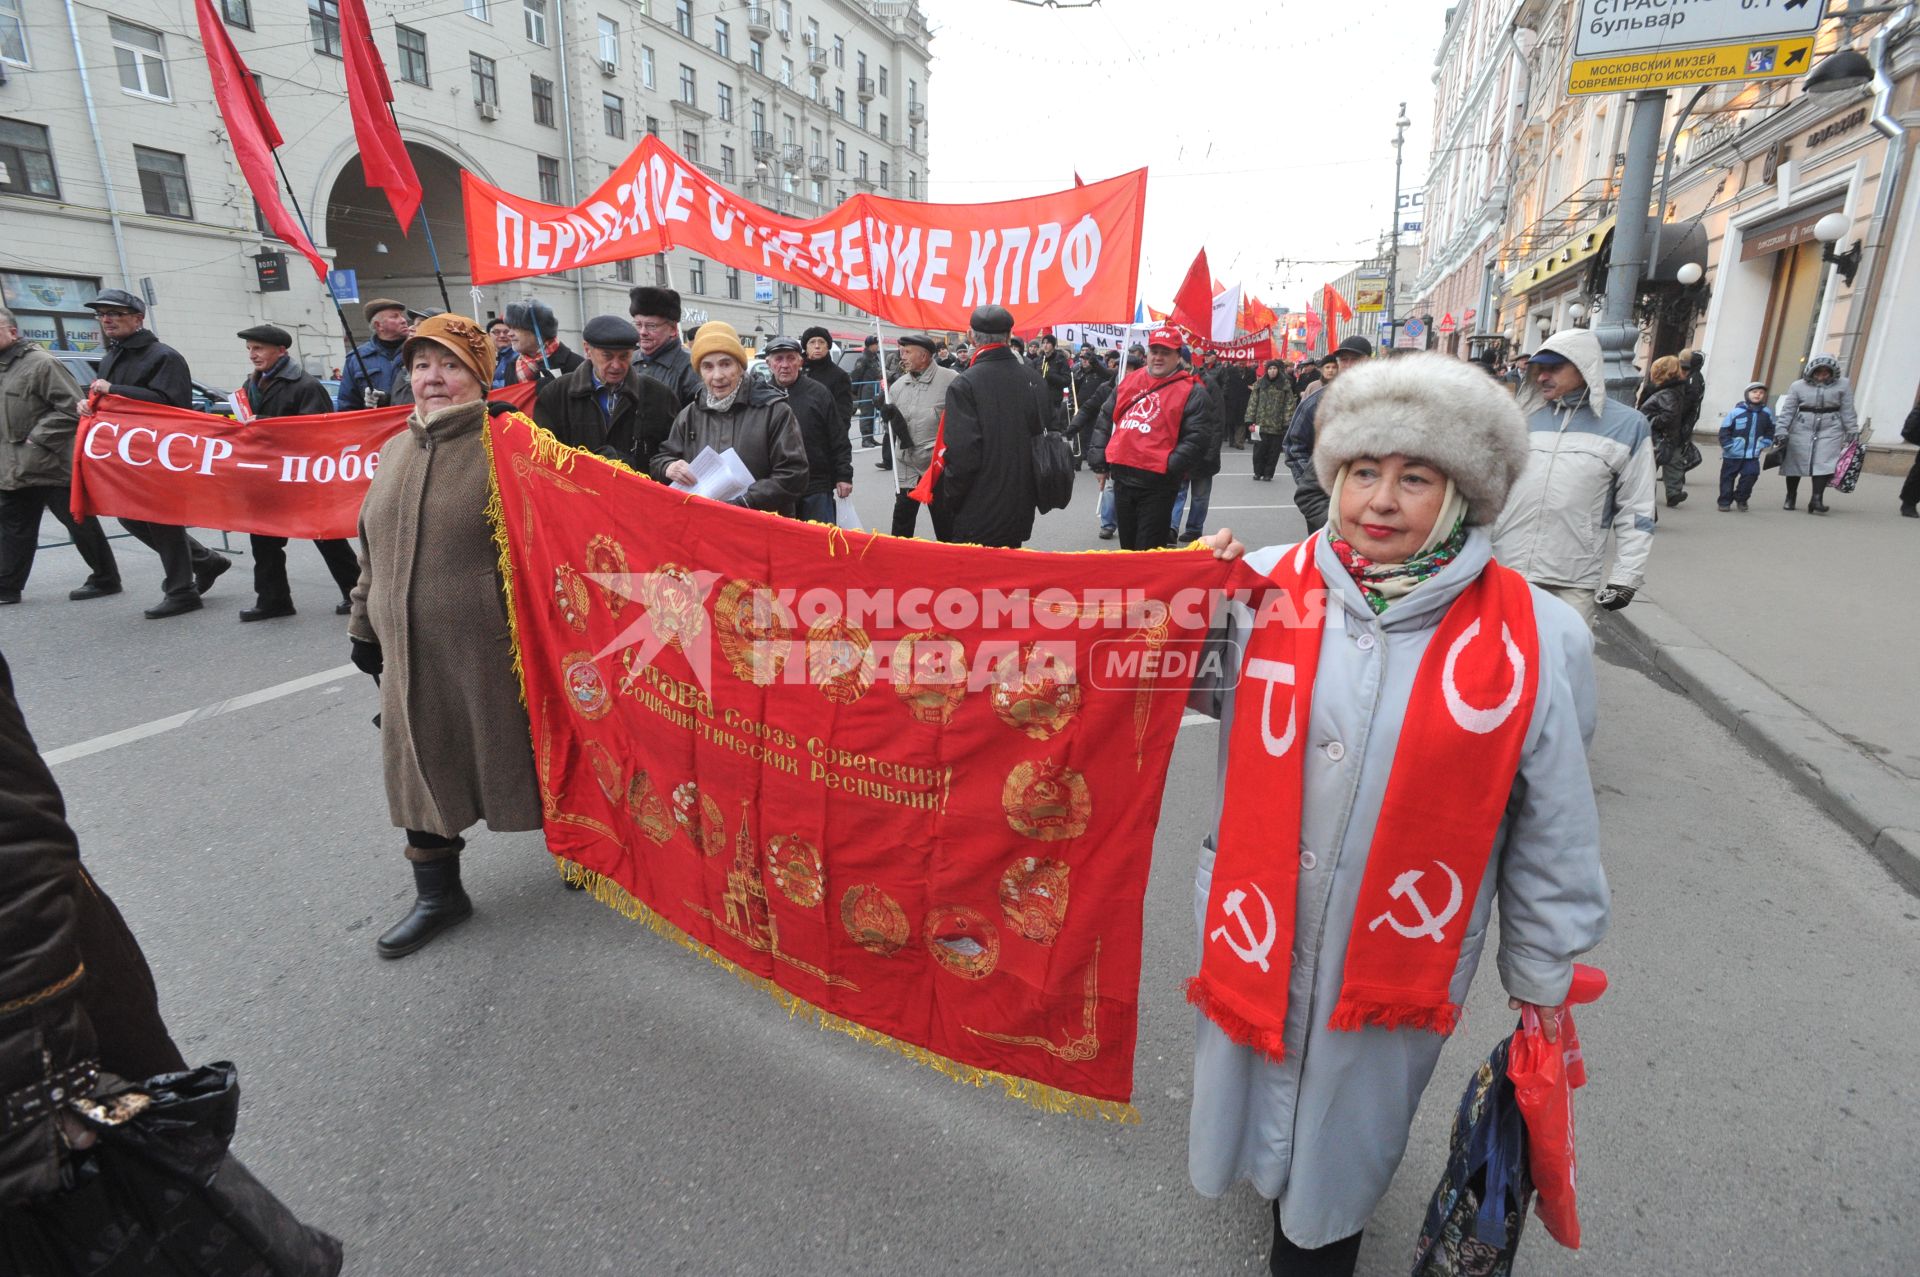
[[338, 0, 423, 232], [1321, 283, 1354, 345], [1073, 170, 1085, 187], [191, 0, 328, 279], [1169, 248, 1213, 339]]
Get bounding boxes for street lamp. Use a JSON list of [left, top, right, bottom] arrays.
[[1386, 102, 1411, 343], [1814, 212, 1861, 285], [1804, 48, 1875, 94], [754, 160, 785, 337], [1676, 262, 1705, 287]]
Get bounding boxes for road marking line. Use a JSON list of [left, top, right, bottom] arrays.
[[42, 664, 359, 766]]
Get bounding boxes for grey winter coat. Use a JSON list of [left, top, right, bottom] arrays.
[[1186, 532, 1610, 1247], [888, 362, 956, 492], [1776, 366, 1858, 477], [0, 339, 83, 491]]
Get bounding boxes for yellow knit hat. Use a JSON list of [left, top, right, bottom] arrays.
[[688, 320, 747, 371]]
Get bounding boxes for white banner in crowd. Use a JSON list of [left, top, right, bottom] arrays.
[[1053, 322, 1157, 357]]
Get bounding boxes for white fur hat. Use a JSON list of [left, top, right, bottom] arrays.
[[1312, 352, 1532, 526]]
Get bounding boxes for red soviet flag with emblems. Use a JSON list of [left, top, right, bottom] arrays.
[[486, 413, 1235, 1117]]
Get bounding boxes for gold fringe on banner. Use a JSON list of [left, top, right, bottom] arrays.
[[482, 412, 532, 701], [554, 856, 1142, 1125]]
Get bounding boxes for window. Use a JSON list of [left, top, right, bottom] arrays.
[[857, 150, 868, 179], [713, 17, 729, 57], [726, 268, 740, 300], [776, 0, 791, 37], [0, 119, 58, 198], [396, 27, 428, 85], [531, 75, 555, 126], [805, 18, 818, 48], [306, 0, 341, 55], [111, 21, 169, 98], [809, 178, 823, 203], [780, 57, 793, 87], [749, 39, 763, 74], [640, 46, 655, 89], [833, 36, 844, 68], [615, 258, 633, 283], [908, 123, 918, 152], [782, 113, 795, 145], [878, 113, 887, 141], [537, 155, 561, 202], [221, 0, 252, 32], [654, 257, 668, 287], [465, 0, 489, 21], [878, 67, 887, 95], [908, 78, 918, 108], [678, 64, 696, 104], [716, 83, 733, 120], [856, 51, 866, 78], [809, 127, 821, 154], [812, 290, 824, 311], [680, 130, 698, 161], [907, 170, 917, 198], [688, 257, 706, 295], [720, 144, 736, 181], [603, 91, 625, 137], [781, 283, 798, 308], [833, 140, 845, 170], [674, 0, 691, 37], [750, 100, 765, 133], [857, 101, 867, 130], [134, 146, 191, 218], [878, 161, 888, 190], [597, 16, 619, 66], [645, 115, 660, 137], [523, 0, 546, 45], [470, 53, 498, 105], [834, 88, 845, 118]]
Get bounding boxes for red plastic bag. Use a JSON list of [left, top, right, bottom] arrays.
[[1506, 963, 1606, 1249]]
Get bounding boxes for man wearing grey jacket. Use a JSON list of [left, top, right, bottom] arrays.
[[0, 309, 120, 605]]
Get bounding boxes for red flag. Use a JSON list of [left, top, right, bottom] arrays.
[[1322, 282, 1354, 336], [1073, 170, 1085, 187], [1169, 249, 1213, 339], [339, 0, 423, 231], [191, 0, 328, 280]]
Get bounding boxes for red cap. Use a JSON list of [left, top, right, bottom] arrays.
[[1147, 326, 1183, 350]]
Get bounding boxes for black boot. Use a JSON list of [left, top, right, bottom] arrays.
[[376, 845, 473, 958]]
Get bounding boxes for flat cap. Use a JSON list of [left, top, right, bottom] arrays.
[[896, 333, 937, 354], [582, 314, 639, 349], [237, 324, 293, 346], [968, 304, 1014, 335], [84, 288, 145, 314], [762, 333, 803, 356], [362, 297, 406, 321]]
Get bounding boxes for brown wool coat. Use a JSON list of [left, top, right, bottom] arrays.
[[348, 400, 542, 838]]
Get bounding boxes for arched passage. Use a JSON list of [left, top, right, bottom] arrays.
[[324, 143, 471, 313]]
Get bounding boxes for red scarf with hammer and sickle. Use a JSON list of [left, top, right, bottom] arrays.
[[1186, 534, 1541, 1060]]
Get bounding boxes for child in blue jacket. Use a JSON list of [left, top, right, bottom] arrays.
[[1717, 381, 1774, 511]]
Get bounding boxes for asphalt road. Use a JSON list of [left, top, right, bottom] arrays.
[[6, 442, 1917, 1275]]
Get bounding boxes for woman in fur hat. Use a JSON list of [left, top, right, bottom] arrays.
[[1189, 353, 1611, 1274], [1775, 353, 1859, 514]]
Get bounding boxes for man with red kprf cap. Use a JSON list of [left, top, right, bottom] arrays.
[[1095, 326, 1219, 550]]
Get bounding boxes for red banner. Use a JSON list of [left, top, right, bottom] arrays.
[[71, 384, 533, 539], [488, 415, 1233, 1115], [462, 136, 1146, 330]]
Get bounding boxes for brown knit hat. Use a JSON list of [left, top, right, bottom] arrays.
[[688, 320, 747, 371], [402, 313, 494, 389]]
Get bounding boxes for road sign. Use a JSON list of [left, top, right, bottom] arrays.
[[1569, 36, 1816, 94], [1403, 315, 1426, 340], [328, 269, 359, 303], [754, 274, 774, 303], [1573, 0, 1822, 62]]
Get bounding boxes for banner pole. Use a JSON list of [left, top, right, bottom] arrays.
[[386, 103, 454, 313], [270, 151, 378, 403]]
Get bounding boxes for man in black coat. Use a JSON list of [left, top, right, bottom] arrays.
[[1036, 334, 1073, 429], [534, 314, 680, 470], [765, 334, 850, 523], [234, 325, 360, 622], [850, 335, 883, 447], [82, 289, 231, 618], [932, 305, 1044, 548], [799, 326, 855, 438], [500, 298, 584, 387]]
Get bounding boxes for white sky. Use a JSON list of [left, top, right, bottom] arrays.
[[921, 0, 1444, 317]]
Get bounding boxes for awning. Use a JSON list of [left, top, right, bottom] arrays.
[[1505, 214, 1710, 294], [1505, 215, 1616, 296], [1737, 198, 1846, 261]]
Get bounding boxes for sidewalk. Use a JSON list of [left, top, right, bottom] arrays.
[[1601, 447, 1920, 889]]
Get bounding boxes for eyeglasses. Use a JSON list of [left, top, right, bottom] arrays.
[[634, 319, 675, 334]]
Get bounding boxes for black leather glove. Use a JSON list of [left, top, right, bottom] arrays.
[[1595, 585, 1635, 612], [350, 638, 383, 678]]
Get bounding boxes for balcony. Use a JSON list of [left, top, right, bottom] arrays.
[[750, 130, 776, 160], [807, 152, 830, 178], [907, 100, 924, 124], [854, 173, 875, 192], [745, 5, 771, 39], [857, 76, 875, 102], [805, 47, 828, 75], [780, 142, 805, 171]]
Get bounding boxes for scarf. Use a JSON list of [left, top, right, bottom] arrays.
[[1325, 472, 1470, 614], [703, 385, 741, 412], [1187, 534, 1541, 1060], [515, 338, 562, 385]]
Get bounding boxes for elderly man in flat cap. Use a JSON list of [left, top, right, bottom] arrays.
[[882, 333, 955, 538], [931, 304, 1044, 548], [337, 297, 416, 411], [234, 324, 359, 622], [533, 315, 680, 469]]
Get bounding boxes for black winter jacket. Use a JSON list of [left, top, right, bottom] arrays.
[[244, 357, 333, 420], [534, 360, 680, 468], [780, 372, 852, 494], [933, 346, 1044, 547], [802, 356, 854, 432], [97, 328, 192, 409]]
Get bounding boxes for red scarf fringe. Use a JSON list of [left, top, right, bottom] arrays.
[[1325, 998, 1461, 1035], [1184, 975, 1287, 1063]]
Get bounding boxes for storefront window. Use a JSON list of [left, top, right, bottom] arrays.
[[1, 272, 103, 350]]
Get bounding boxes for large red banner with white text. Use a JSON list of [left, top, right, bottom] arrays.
[[70, 384, 534, 540], [462, 136, 1146, 330]]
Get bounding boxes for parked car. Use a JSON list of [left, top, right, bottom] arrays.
[[50, 351, 235, 417]]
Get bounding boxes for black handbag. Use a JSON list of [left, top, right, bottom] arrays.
[[1032, 427, 1075, 514], [0, 1064, 343, 1276]]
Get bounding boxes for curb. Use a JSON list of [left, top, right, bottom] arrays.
[[1602, 601, 1920, 894]]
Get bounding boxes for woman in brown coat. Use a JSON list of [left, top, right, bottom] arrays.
[[348, 314, 541, 959]]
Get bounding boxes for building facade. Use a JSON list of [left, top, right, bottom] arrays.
[[0, 0, 933, 385]]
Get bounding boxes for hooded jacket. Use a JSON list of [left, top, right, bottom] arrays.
[[650, 381, 809, 515], [1717, 395, 1775, 462], [1491, 329, 1657, 592], [1775, 355, 1859, 477]]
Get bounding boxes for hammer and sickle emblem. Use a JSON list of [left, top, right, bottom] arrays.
[[1209, 883, 1278, 971], [1442, 619, 1526, 735], [1367, 861, 1464, 943], [1244, 657, 1297, 757]]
